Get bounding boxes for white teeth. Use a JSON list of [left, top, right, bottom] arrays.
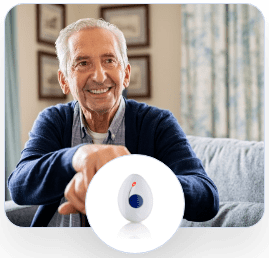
[[89, 88, 110, 94]]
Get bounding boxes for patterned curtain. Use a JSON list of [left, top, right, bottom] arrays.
[[180, 4, 264, 141]]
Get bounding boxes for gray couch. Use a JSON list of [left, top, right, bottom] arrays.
[[181, 135, 264, 227], [5, 135, 264, 227]]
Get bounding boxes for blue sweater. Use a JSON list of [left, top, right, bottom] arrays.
[[8, 98, 219, 226]]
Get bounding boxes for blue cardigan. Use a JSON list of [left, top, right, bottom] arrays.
[[8, 98, 219, 226]]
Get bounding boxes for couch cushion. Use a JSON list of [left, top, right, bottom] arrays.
[[187, 136, 264, 203], [5, 200, 38, 227], [180, 202, 264, 227]]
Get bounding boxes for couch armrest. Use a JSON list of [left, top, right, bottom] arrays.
[[180, 202, 264, 227], [5, 200, 38, 227]]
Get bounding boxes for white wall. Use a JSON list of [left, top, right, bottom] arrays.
[[16, 4, 182, 149]]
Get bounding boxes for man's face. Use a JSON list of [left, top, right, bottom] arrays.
[[59, 27, 131, 115]]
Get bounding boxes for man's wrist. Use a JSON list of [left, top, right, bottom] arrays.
[[72, 143, 90, 172]]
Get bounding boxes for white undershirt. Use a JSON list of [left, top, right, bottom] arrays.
[[87, 127, 108, 144]]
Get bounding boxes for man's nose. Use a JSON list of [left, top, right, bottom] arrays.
[[91, 62, 107, 84]]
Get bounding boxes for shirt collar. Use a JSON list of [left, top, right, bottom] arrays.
[[79, 96, 125, 139]]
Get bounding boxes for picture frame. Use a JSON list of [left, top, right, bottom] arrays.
[[36, 4, 66, 46], [100, 4, 150, 48], [127, 55, 151, 98], [38, 51, 66, 99]]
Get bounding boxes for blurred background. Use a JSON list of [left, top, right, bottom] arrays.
[[5, 4, 264, 200]]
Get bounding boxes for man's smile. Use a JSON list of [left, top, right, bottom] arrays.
[[86, 87, 112, 94]]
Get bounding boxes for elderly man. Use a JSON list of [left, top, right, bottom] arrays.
[[8, 18, 219, 227]]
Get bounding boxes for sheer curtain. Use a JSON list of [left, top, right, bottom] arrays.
[[180, 4, 264, 141], [5, 7, 21, 201]]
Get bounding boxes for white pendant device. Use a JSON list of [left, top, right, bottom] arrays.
[[118, 174, 153, 223]]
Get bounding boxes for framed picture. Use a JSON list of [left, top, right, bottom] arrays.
[[36, 4, 66, 46], [100, 4, 150, 48], [127, 55, 151, 98], [38, 51, 66, 99]]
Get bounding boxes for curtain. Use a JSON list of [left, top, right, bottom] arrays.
[[5, 7, 21, 201], [180, 4, 264, 141]]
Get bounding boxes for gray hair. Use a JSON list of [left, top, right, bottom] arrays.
[[55, 18, 128, 78]]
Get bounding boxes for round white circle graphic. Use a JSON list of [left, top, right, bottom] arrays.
[[85, 154, 185, 253]]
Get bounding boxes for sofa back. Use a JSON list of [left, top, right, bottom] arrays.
[[187, 135, 264, 203]]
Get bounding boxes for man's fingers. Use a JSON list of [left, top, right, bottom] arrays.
[[66, 145, 131, 214], [82, 162, 95, 190], [64, 173, 86, 214], [74, 172, 87, 202], [58, 202, 78, 215]]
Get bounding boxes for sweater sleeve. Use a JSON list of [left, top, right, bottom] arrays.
[[154, 110, 219, 222], [125, 99, 219, 222], [7, 103, 84, 206]]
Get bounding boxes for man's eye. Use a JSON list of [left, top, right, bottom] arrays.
[[78, 61, 88, 66], [104, 58, 118, 68], [106, 58, 115, 63]]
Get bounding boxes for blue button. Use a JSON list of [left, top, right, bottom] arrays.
[[129, 194, 143, 208]]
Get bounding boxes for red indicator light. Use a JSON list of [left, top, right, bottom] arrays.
[[132, 182, 136, 187]]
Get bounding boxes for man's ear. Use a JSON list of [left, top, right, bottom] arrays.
[[58, 70, 70, 95], [123, 63, 131, 89]]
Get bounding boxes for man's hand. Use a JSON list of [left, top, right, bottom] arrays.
[[58, 145, 130, 215]]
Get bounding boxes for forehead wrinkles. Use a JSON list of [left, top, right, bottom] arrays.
[[68, 28, 122, 62]]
